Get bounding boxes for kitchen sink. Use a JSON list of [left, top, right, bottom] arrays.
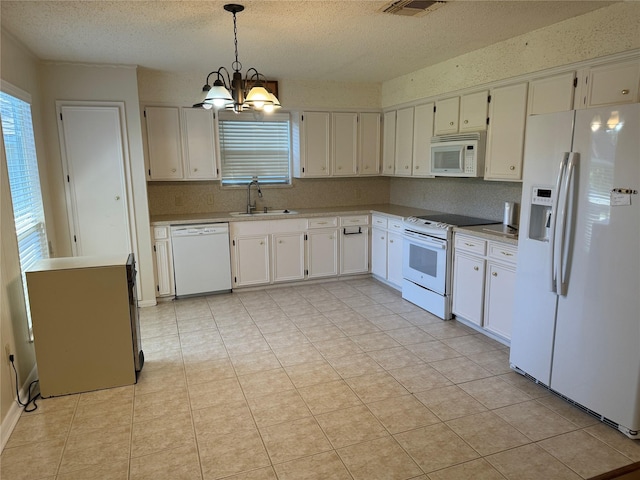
[[229, 209, 299, 217]]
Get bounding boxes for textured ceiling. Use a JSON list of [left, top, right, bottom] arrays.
[[1, 1, 616, 83]]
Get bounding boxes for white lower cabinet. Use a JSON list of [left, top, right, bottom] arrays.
[[234, 235, 270, 287], [307, 217, 339, 279], [152, 226, 175, 297], [339, 215, 370, 275], [452, 233, 517, 342], [273, 232, 305, 283], [370, 214, 404, 290]]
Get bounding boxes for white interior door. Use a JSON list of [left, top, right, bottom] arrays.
[[58, 104, 132, 256]]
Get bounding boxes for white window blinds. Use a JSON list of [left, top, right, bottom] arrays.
[[1, 85, 49, 338], [219, 112, 291, 185]]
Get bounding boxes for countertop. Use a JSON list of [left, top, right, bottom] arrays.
[[151, 204, 516, 245], [150, 204, 443, 226], [454, 224, 519, 246]]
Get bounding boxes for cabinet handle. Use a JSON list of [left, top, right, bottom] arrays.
[[449, 121, 454, 126], [389, 239, 394, 243], [115, 195, 120, 201], [321, 166, 326, 170], [464, 120, 469, 124], [338, 166, 342, 170], [622, 89, 630, 95], [365, 166, 369, 169], [510, 165, 515, 171], [473, 266, 479, 271], [194, 168, 198, 172], [380, 236, 385, 240], [260, 241, 264, 245], [492, 272, 498, 277], [317, 221, 328, 225], [415, 166, 419, 170], [464, 242, 475, 247], [171, 168, 176, 173], [405, 165, 409, 169], [500, 251, 513, 257]]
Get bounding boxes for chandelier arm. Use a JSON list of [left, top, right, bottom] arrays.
[[215, 67, 232, 90]]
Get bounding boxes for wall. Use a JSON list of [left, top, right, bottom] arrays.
[[38, 62, 156, 306], [382, 2, 640, 107], [386, 2, 640, 218], [138, 69, 390, 216], [0, 30, 40, 439]]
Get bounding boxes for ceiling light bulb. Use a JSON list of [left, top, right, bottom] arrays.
[[263, 104, 274, 113]]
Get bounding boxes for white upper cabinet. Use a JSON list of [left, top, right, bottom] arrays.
[[459, 91, 489, 132], [585, 59, 640, 108], [332, 112, 358, 176], [145, 106, 184, 180], [412, 103, 434, 177], [382, 110, 397, 176], [182, 109, 218, 179], [434, 91, 488, 135], [394, 107, 414, 176], [359, 112, 381, 175], [296, 111, 380, 178], [528, 72, 576, 115], [434, 96, 459, 135], [145, 106, 218, 181], [301, 111, 331, 177], [484, 82, 528, 181]]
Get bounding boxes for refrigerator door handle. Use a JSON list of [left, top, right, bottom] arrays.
[[550, 153, 569, 294], [555, 152, 579, 296]]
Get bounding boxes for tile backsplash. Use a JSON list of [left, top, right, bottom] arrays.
[[147, 177, 391, 216]]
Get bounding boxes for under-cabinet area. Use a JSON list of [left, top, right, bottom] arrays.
[[452, 231, 518, 343]]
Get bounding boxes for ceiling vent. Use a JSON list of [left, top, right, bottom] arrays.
[[380, 0, 446, 17]]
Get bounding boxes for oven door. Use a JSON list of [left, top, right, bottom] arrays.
[[402, 231, 448, 294]]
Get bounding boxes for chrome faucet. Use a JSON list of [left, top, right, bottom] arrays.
[[246, 177, 263, 214]]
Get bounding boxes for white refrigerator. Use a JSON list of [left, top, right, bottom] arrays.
[[510, 103, 640, 439]]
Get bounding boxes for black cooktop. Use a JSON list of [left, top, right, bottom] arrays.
[[417, 214, 500, 227]]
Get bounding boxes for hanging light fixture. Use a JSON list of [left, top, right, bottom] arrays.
[[194, 4, 281, 113]]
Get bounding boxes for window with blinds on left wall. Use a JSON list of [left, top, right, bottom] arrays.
[[0, 83, 49, 340]]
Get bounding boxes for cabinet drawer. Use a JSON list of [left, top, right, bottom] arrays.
[[308, 217, 338, 229], [455, 235, 486, 255], [340, 215, 369, 226], [488, 242, 518, 264], [153, 226, 170, 240], [387, 218, 404, 233], [371, 215, 388, 229], [231, 220, 272, 236]]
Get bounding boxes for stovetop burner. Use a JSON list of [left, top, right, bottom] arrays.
[[416, 214, 500, 227]]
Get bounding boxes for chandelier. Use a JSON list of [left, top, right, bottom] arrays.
[[195, 4, 281, 113]]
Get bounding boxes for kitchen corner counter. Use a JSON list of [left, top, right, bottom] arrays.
[[454, 224, 519, 246], [150, 204, 442, 226]]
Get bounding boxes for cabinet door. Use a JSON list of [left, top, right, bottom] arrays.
[[302, 112, 331, 176], [273, 232, 305, 283], [484, 261, 516, 340], [332, 112, 358, 176], [145, 106, 183, 180], [340, 227, 369, 275], [412, 103, 434, 177], [234, 235, 270, 286], [528, 72, 576, 115], [371, 227, 387, 279], [307, 229, 339, 278], [452, 253, 485, 326], [183, 108, 218, 179], [394, 107, 414, 176], [153, 237, 174, 297], [485, 82, 528, 181], [359, 112, 381, 175], [386, 231, 403, 288], [460, 91, 488, 132], [587, 60, 640, 107], [382, 111, 396, 175], [434, 97, 460, 135]]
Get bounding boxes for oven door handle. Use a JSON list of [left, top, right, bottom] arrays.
[[403, 231, 447, 249]]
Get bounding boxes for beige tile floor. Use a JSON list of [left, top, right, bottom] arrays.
[[3, 278, 640, 480]]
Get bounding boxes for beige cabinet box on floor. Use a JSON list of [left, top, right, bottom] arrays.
[[26, 255, 141, 397]]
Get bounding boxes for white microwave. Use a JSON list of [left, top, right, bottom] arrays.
[[430, 132, 486, 177]]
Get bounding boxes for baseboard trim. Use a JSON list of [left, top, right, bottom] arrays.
[[138, 299, 157, 308], [1, 365, 38, 453]]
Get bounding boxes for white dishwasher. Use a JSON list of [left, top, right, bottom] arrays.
[[170, 223, 232, 297]]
